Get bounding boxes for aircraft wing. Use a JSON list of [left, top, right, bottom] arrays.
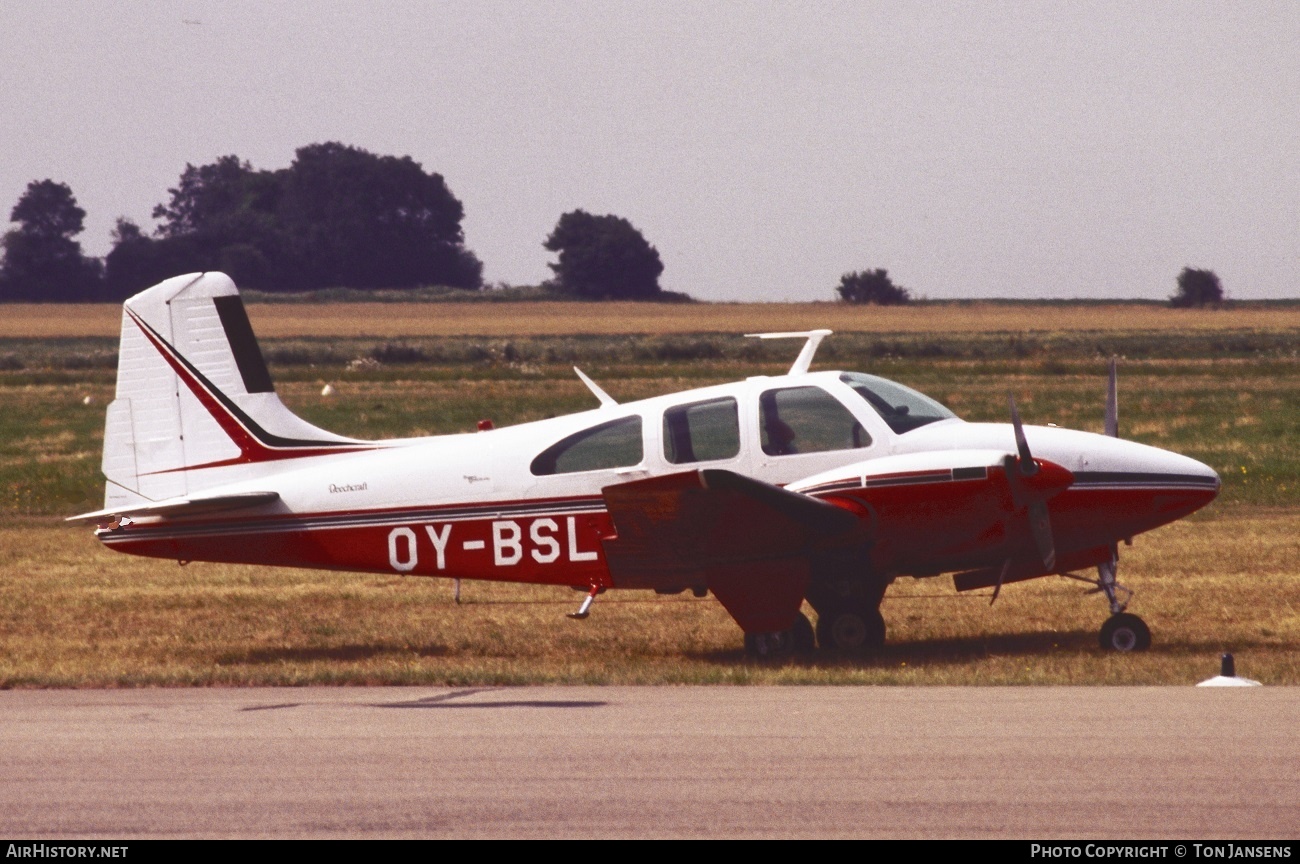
[[66, 491, 281, 525], [600, 469, 867, 632]]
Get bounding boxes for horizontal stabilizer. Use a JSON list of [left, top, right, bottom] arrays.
[[66, 491, 280, 525]]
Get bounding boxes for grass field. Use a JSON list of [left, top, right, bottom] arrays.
[[0, 301, 1295, 687], [1, 299, 1299, 338], [1, 507, 1294, 687]]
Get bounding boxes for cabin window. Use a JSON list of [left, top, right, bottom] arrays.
[[840, 372, 956, 434], [759, 386, 870, 456], [531, 415, 644, 475], [663, 397, 740, 464]]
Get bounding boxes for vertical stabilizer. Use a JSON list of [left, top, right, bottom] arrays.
[[101, 272, 365, 511]]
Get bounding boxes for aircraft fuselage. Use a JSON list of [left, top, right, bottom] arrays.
[[101, 373, 1218, 592]]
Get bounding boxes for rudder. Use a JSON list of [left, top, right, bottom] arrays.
[[101, 272, 361, 510]]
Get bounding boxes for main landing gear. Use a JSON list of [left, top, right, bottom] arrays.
[[743, 602, 886, 660], [814, 602, 885, 654], [741, 569, 890, 660], [743, 612, 816, 660], [807, 570, 890, 654]]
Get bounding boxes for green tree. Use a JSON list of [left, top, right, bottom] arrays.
[[152, 155, 270, 238], [109, 144, 483, 295], [147, 154, 287, 291], [0, 180, 103, 301], [279, 142, 481, 290], [103, 217, 204, 301], [1170, 267, 1224, 308], [543, 210, 664, 299], [836, 269, 910, 305], [103, 155, 285, 296]]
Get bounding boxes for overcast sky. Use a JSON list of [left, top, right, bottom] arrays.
[[2, 1, 1297, 301]]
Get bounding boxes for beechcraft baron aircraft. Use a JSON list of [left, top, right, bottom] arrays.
[[71, 273, 1221, 657]]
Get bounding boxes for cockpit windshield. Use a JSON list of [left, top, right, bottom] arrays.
[[840, 372, 957, 435]]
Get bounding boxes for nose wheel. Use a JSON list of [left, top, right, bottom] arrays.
[[1063, 545, 1151, 652], [1099, 612, 1151, 652]]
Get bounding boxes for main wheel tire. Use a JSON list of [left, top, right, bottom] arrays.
[[1099, 612, 1152, 652], [816, 605, 885, 654], [744, 612, 817, 660], [744, 629, 792, 660]]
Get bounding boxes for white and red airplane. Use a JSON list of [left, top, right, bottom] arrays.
[[71, 272, 1220, 657]]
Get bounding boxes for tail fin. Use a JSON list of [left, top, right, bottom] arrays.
[[101, 272, 367, 511]]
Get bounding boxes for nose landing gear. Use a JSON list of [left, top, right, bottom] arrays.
[[1093, 547, 1151, 652], [1063, 545, 1151, 652], [1100, 612, 1151, 652]]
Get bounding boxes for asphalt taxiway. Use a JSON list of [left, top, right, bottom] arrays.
[[1, 686, 1296, 839]]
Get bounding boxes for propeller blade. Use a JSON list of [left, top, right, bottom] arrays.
[[1105, 358, 1119, 438], [1028, 500, 1056, 571], [1007, 392, 1038, 476], [1006, 391, 1056, 571]]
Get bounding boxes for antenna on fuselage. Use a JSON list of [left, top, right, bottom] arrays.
[[1105, 357, 1119, 438], [744, 329, 833, 375], [574, 366, 618, 408]]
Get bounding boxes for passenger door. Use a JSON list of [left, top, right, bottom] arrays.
[[751, 384, 876, 485]]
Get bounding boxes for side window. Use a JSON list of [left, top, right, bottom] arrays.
[[663, 397, 740, 464], [760, 387, 870, 456], [531, 416, 644, 476]]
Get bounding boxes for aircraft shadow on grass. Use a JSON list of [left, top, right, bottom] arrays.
[[695, 629, 1285, 665], [216, 642, 448, 665], [686, 628, 1095, 664]]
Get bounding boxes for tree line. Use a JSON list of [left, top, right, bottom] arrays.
[[0, 143, 667, 303], [0, 143, 1226, 306], [832, 267, 1225, 307], [5, 144, 490, 302]]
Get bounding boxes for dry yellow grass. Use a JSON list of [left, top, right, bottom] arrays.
[[2, 301, 1299, 338], [2, 506, 1294, 686], [0, 302, 1292, 686]]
